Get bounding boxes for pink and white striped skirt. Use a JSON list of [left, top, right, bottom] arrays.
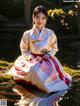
[[8, 54, 72, 93]]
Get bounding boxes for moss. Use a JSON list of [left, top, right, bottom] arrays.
[[0, 60, 13, 69], [64, 66, 80, 77], [0, 60, 10, 66], [0, 60, 14, 84]]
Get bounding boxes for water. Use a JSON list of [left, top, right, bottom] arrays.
[[0, 83, 67, 106], [0, 83, 20, 106], [0, 76, 80, 106]]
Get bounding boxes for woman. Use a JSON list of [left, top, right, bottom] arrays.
[[8, 6, 72, 93]]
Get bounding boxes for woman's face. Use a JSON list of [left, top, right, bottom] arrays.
[[33, 12, 47, 30]]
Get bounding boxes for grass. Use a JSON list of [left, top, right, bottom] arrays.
[[0, 60, 13, 69], [59, 66, 80, 106], [64, 66, 80, 77], [0, 60, 80, 106], [0, 60, 15, 85]]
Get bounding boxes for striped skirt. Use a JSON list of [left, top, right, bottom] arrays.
[[8, 54, 72, 93]]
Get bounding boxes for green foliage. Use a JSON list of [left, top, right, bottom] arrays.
[[48, 4, 79, 34]]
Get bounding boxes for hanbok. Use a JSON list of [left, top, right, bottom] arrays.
[[8, 26, 72, 93]]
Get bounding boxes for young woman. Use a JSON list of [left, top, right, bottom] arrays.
[[8, 6, 72, 93]]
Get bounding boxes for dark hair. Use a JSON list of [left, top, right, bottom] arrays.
[[33, 6, 48, 18]]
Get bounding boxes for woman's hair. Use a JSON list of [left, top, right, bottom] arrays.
[[33, 6, 48, 18]]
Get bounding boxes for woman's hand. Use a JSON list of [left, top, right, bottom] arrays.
[[35, 56, 42, 62], [23, 53, 35, 61], [29, 55, 35, 61], [43, 54, 50, 60]]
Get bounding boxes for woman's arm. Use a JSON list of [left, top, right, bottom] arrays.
[[20, 31, 34, 60], [20, 32, 30, 54], [48, 31, 58, 57]]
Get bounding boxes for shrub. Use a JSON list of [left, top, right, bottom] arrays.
[[48, 4, 79, 34]]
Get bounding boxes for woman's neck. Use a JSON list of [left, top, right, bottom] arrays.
[[33, 25, 44, 34], [36, 27, 42, 33]]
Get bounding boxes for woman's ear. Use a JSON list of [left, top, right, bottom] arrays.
[[45, 17, 48, 26]]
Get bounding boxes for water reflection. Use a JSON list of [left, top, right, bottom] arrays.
[[0, 84, 20, 106], [13, 84, 67, 106]]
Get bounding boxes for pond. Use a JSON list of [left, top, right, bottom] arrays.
[[0, 77, 80, 106], [0, 82, 67, 106]]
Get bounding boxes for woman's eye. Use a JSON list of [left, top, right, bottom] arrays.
[[36, 16, 46, 20], [36, 16, 39, 19], [42, 17, 46, 20]]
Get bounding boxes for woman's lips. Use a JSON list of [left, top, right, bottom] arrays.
[[38, 23, 42, 25]]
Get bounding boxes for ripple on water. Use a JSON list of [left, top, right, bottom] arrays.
[[13, 84, 67, 106]]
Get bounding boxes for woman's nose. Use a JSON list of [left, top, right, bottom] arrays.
[[38, 18, 42, 23]]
